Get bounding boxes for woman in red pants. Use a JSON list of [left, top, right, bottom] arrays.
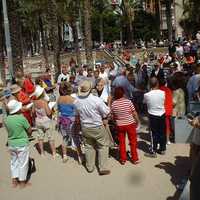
[[111, 87, 140, 165]]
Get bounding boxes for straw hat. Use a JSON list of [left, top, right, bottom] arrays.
[[78, 80, 92, 97], [30, 85, 44, 98], [10, 84, 21, 94], [7, 99, 22, 114]]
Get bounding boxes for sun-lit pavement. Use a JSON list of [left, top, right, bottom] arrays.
[[0, 125, 190, 200]]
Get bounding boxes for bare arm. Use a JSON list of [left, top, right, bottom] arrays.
[[133, 110, 140, 125]]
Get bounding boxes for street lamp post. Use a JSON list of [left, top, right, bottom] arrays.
[[2, 0, 13, 79]]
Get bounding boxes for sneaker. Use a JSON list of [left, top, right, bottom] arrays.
[[167, 141, 171, 145], [144, 152, 157, 158], [99, 170, 111, 176]]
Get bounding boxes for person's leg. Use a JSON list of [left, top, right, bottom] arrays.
[[126, 124, 139, 162], [82, 127, 96, 172], [47, 128, 56, 158], [37, 128, 45, 155], [83, 136, 96, 172], [149, 115, 159, 153], [95, 126, 110, 173], [166, 116, 171, 144], [49, 140, 56, 158], [10, 148, 19, 188], [117, 126, 127, 163], [18, 146, 30, 188], [159, 115, 167, 152], [38, 140, 45, 155]]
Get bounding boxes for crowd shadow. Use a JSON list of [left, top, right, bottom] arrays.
[[155, 156, 191, 200], [34, 142, 80, 162], [137, 132, 151, 153]]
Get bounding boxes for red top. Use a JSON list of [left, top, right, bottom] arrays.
[[159, 86, 173, 116], [23, 78, 35, 95], [111, 97, 136, 126], [17, 90, 31, 105]]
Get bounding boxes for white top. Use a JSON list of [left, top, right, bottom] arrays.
[[99, 85, 110, 103], [57, 73, 69, 84], [74, 94, 110, 128], [99, 71, 109, 84], [144, 89, 165, 116]]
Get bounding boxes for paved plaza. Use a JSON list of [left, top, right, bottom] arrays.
[[0, 126, 190, 200]]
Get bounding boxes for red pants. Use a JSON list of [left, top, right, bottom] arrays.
[[165, 115, 171, 136], [117, 123, 138, 162]]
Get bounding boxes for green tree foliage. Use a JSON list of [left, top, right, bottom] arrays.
[[180, 0, 200, 37], [133, 10, 160, 41]]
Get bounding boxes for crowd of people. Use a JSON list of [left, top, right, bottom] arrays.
[[1, 39, 200, 196]]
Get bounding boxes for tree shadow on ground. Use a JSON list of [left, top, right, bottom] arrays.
[[155, 156, 191, 200]]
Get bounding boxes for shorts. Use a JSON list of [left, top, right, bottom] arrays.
[[36, 121, 55, 141]]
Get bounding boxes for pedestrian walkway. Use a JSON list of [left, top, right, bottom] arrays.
[[0, 126, 190, 200]]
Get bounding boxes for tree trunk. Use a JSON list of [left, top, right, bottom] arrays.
[[124, 0, 133, 48], [83, 0, 93, 67], [39, 15, 49, 68], [47, 0, 61, 78], [0, 5, 5, 84], [7, 0, 23, 73], [100, 14, 103, 44], [71, 21, 81, 67], [155, 0, 161, 40], [165, 0, 173, 43]]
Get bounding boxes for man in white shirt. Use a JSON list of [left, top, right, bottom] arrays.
[[74, 80, 111, 175], [57, 65, 70, 84], [143, 77, 166, 157], [99, 65, 109, 84]]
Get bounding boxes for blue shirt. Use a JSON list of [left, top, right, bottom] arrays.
[[112, 75, 135, 99], [58, 104, 76, 117]]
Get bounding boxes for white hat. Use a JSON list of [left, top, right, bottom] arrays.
[[7, 100, 22, 114], [30, 85, 44, 98]]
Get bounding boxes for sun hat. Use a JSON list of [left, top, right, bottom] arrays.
[[30, 85, 44, 98], [7, 99, 22, 114], [78, 80, 92, 97], [10, 84, 21, 94]]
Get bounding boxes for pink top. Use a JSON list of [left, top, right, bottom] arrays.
[[111, 97, 136, 126]]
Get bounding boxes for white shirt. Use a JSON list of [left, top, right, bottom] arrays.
[[99, 71, 109, 83], [74, 94, 110, 128], [57, 73, 69, 84], [144, 89, 165, 116]]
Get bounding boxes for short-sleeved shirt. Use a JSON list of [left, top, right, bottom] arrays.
[[111, 97, 136, 126], [74, 94, 110, 128], [4, 114, 30, 148], [144, 89, 165, 116]]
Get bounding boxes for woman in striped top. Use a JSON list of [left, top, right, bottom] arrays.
[[111, 87, 140, 165]]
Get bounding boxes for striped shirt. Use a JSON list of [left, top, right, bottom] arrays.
[[111, 97, 136, 126]]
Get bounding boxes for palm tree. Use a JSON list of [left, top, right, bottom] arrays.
[[47, 0, 61, 78], [83, 0, 93, 67], [7, 0, 23, 73], [165, 0, 173, 43]]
